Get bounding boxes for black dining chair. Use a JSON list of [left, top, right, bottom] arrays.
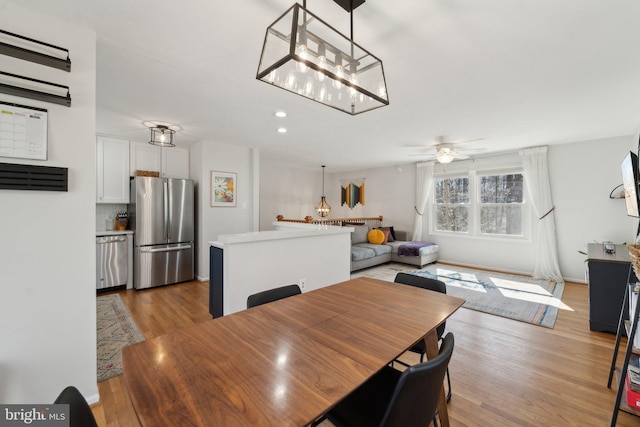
[[393, 272, 451, 402], [246, 284, 301, 308], [54, 386, 98, 427], [324, 333, 454, 427]]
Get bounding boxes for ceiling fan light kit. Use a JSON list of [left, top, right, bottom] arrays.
[[256, 0, 389, 115], [435, 146, 456, 164], [408, 136, 486, 163]]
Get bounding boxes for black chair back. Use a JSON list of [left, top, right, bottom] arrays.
[[54, 386, 98, 427], [394, 273, 447, 338], [247, 284, 301, 308], [380, 333, 454, 427]]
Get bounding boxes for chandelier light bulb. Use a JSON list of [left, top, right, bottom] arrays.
[[285, 73, 296, 89], [303, 79, 314, 97], [333, 64, 344, 89], [318, 86, 327, 102], [267, 69, 277, 83], [349, 72, 359, 96], [296, 45, 309, 73], [316, 55, 327, 81]]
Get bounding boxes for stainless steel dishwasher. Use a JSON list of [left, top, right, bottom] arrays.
[[96, 235, 128, 289]]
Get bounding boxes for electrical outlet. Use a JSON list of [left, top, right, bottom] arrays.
[[299, 278, 306, 290]]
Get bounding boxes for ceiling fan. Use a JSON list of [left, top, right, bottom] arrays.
[[407, 136, 486, 164]]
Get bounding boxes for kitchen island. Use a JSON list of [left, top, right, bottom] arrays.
[[209, 223, 351, 317]]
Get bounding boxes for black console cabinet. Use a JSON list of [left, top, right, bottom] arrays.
[[587, 243, 634, 333]]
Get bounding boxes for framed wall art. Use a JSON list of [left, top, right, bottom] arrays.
[[211, 171, 236, 207]]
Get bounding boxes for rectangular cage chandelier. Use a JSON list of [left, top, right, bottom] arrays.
[[256, 1, 389, 115]]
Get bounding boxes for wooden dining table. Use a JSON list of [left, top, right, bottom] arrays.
[[122, 276, 465, 427]]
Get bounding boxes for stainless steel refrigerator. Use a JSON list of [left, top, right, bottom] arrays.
[[128, 177, 194, 289]]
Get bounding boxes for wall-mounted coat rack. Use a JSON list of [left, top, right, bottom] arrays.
[[0, 29, 71, 72], [0, 71, 71, 107]]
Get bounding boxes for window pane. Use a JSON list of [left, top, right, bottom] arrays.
[[480, 174, 523, 204], [435, 177, 469, 204], [480, 205, 523, 235], [436, 206, 469, 232]]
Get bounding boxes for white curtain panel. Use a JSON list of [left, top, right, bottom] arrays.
[[520, 146, 563, 281], [412, 162, 435, 241]]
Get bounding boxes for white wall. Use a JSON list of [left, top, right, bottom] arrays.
[[329, 165, 416, 234], [0, 2, 97, 403], [550, 136, 637, 281], [260, 137, 639, 283], [259, 161, 320, 230], [194, 140, 255, 280], [259, 162, 417, 233]]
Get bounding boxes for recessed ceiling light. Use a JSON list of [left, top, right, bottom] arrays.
[[275, 111, 287, 118], [277, 127, 287, 133]]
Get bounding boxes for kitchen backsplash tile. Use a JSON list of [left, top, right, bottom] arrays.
[[96, 203, 127, 231]]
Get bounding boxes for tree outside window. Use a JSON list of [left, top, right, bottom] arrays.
[[433, 172, 525, 237], [479, 173, 524, 236], [435, 176, 470, 232]]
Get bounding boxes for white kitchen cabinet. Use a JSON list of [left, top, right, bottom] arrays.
[[97, 136, 130, 204], [162, 146, 190, 179], [130, 141, 189, 179], [130, 140, 162, 176]]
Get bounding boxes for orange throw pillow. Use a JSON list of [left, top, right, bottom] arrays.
[[367, 229, 386, 245]]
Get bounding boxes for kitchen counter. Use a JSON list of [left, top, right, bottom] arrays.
[[96, 230, 134, 237]]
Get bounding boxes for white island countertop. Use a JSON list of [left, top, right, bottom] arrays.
[[210, 223, 351, 247]]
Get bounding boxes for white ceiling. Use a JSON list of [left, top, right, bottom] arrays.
[[12, 0, 640, 172]]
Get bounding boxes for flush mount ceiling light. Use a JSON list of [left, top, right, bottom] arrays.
[[143, 121, 181, 147], [315, 165, 331, 217], [256, 0, 389, 115]]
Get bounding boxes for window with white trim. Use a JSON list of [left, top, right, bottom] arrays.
[[432, 170, 526, 238], [478, 173, 524, 236], [434, 176, 470, 233]]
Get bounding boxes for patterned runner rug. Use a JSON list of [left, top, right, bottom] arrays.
[[352, 263, 566, 328], [97, 293, 145, 382]]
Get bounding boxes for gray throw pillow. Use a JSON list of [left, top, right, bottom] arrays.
[[351, 225, 370, 244]]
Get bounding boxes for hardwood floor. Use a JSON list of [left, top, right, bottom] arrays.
[[92, 278, 639, 426]]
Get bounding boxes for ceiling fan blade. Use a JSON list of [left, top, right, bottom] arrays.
[[448, 137, 485, 145], [403, 144, 438, 150], [456, 147, 487, 154], [408, 153, 437, 158]]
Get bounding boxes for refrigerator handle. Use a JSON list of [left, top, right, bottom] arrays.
[[163, 180, 169, 240]]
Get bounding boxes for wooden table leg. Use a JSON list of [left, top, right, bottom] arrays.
[[424, 330, 449, 427]]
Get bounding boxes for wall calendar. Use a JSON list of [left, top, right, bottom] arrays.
[[0, 101, 48, 160]]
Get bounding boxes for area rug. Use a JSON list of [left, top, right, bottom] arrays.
[[97, 294, 145, 382], [353, 263, 566, 328]]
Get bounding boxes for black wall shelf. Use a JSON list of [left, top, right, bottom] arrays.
[[0, 162, 68, 192], [0, 29, 71, 72], [0, 71, 71, 107]]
